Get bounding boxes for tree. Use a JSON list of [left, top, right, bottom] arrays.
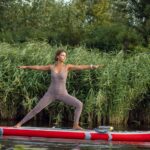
[[111, 0, 150, 47]]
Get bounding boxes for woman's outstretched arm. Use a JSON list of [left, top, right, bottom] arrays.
[[17, 64, 51, 71], [67, 64, 104, 71]]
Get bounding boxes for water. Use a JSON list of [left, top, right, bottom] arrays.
[[1, 136, 150, 150], [0, 121, 150, 150]]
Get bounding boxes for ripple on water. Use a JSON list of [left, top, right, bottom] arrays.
[[0, 136, 150, 150]]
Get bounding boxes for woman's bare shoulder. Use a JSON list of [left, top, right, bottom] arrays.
[[66, 64, 73, 69], [49, 64, 54, 70]]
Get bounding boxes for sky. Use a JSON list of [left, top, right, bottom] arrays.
[[56, 0, 71, 3], [63, 0, 71, 2], [22, 0, 71, 3]]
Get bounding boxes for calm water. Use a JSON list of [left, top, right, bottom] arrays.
[[0, 121, 150, 150]]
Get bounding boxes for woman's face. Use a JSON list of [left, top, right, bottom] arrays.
[[57, 52, 67, 62]]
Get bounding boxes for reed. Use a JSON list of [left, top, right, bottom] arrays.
[[0, 42, 150, 126]]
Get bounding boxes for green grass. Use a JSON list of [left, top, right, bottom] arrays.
[[0, 42, 150, 126]]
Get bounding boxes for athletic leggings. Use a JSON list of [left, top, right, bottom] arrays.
[[19, 91, 83, 125]]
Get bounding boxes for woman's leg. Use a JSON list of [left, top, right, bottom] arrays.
[[15, 92, 54, 127], [57, 94, 83, 129]]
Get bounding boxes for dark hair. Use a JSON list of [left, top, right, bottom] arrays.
[[55, 49, 66, 61]]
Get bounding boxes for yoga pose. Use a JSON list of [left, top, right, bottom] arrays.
[[15, 49, 103, 129]]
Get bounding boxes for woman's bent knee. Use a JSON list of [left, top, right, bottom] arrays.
[[77, 101, 83, 110]]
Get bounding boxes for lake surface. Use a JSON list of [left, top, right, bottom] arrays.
[[0, 120, 150, 150], [1, 136, 150, 150]]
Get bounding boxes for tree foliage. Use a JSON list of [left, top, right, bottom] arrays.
[[111, 0, 150, 47], [0, 0, 149, 50]]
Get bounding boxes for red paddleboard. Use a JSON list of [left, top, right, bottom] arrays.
[[0, 126, 150, 142]]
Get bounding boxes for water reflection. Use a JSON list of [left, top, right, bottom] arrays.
[[0, 135, 150, 150]]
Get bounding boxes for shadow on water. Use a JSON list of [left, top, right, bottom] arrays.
[[0, 120, 150, 150]]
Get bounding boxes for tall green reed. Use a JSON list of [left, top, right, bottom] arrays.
[[0, 42, 150, 126]]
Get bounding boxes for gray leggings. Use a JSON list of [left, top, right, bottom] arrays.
[[19, 91, 83, 125]]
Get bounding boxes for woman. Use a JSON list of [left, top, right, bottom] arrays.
[[15, 49, 103, 130]]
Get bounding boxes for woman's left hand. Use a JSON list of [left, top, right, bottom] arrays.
[[92, 64, 105, 69]]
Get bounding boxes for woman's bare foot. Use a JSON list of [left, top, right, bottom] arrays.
[[14, 123, 21, 128], [73, 124, 83, 130]]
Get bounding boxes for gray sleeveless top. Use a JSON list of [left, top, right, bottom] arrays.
[[49, 65, 68, 95]]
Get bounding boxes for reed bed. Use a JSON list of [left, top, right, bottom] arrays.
[[0, 42, 150, 126]]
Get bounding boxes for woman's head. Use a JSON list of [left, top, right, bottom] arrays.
[[55, 49, 67, 62]]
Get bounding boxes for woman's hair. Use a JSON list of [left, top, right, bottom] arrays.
[[54, 49, 66, 61]]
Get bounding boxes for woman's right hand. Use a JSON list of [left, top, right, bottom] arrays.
[[17, 66, 27, 69]]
